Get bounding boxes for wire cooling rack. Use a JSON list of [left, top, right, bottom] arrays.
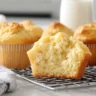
[[13, 66, 96, 90]]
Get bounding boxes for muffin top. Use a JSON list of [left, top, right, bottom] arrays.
[[0, 22, 42, 44], [21, 20, 43, 39], [42, 22, 73, 36], [0, 22, 7, 28], [21, 20, 34, 26], [74, 23, 96, 44]]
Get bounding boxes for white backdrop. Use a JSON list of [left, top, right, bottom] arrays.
[[0, 0, 61, 18]]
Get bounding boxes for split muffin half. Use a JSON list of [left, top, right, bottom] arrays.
[[27, 32, 91, 79]]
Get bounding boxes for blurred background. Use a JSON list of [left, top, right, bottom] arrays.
[[0, 0, 61, 28]]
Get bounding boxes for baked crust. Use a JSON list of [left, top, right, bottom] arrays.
[[0, 22, 42, 44], [21, 20, 43, 40], [0, 22, 7, 28], [42, 22, 73, 36], [74, 23, 96, 44], [21, 20, 35, 26]]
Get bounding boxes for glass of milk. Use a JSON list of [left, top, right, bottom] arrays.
[[60, 0, 93, 30]]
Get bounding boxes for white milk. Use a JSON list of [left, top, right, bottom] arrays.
[[60, 0, 93, 30]]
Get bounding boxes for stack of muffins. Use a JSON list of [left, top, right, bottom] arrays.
[[0, 20, 43, 69], [0, 20, 95, 79]]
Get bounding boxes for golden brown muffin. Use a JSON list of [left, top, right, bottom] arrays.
[[74, 23, 96, 66], [74, 23, 96, 43], [42, 22, 73, 36], [0, 22, 36, 69], [0, 22, 43, 44], [21, 20, 43, 41], [27, 32, 91, 79]]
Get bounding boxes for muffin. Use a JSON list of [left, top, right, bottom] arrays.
[[0, 22, 42, 69], [74, 23, 96, 66], [27, 32, 91, 79], [21, 20, 43, 41], [42, 22, 73, 36]]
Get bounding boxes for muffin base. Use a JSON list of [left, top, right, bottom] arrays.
[[86, 44, 96, 66], [0, 44, 32, 69]]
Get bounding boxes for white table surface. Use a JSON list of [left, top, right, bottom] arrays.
[[3, 76, 96, 96], [2, 17, 96, 96]]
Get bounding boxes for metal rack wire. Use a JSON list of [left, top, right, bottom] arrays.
[[13, 66, 96, 90]]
